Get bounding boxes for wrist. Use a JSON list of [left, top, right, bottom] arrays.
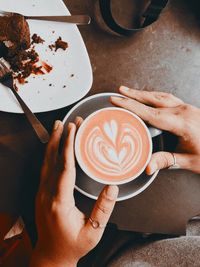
[[29, 247, 78, 267]]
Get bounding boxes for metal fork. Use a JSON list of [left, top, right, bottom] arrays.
[[0, 10, 91, 25], [0, 58, 50, 143]]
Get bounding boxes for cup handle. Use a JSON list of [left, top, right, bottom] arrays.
[[148, 126, 162, 138]]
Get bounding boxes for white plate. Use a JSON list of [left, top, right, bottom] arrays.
[[0, 0, 93, 113]]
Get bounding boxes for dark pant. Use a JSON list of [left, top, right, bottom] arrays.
[[78, 224, 174, 267]]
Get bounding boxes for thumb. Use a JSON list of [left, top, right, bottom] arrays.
[[146, 151, 193, 175], [84, 185, 119, 249]]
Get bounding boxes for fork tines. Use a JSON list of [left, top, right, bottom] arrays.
[[0, 58, 12, 80]]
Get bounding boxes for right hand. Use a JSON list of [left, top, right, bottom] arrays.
[[30, 119, 119, 267], [110, 86, 200, 175]]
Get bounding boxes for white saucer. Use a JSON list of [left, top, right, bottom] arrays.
[[63, 93, 163, 201]]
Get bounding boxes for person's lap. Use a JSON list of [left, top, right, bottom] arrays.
[[108, 235, 200, 267], [79, 222, 200, 267]]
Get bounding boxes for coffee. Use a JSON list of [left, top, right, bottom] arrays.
[[75, 107, 152, 185]]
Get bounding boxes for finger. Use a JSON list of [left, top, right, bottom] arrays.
[[75, 116, 83, 128], [146, 151, 195, 174], [57, 123, 76, 200], [84, 185, 119, 246], [119, 86, 183, 108], [110, 96, 183, 135], [41, 121, 63, 183], [45, 120, 63, 164]]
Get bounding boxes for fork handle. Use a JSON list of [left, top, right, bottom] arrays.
[[10, 87, 50, 143], [25, 15, 91, 25]]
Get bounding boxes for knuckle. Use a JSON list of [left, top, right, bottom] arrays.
[[96, 202, 110, 215], [167, 93, 174, 99], [49, 199, 62, 217], [62, 164, 75, 176], [149, 108, 161, 118], [60, 158, 75, 173], [191, 157, 200, 174], [159, 153, 171, 169], [173, 104, 189, 118], [179, 103, 191, 113], [85, 233, 97, 247], [121, 97, 130, 105], [153, 92, 172, 101]]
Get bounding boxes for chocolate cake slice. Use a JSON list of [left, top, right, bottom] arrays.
[[0, 14, 54, 83], [0, 14, 40, 82], [0, 13, 30, 52]]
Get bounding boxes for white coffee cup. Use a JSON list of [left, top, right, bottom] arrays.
[[75, 107, 153, 185]]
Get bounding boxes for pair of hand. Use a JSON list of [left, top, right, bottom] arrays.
[[30, 87, 200, 266]]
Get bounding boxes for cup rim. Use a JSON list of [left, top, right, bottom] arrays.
[[75, 107, 153, 185]]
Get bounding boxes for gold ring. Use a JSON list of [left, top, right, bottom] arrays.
[[89, 218, 106, 229]]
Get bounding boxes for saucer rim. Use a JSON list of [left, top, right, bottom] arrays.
[[75, 170, 159, 202], [63, 92, 160, 201]]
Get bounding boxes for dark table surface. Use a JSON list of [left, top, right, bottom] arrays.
[[1, 0, 200, 237]]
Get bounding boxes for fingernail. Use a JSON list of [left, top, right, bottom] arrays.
[[75, 116, 82, 126], [120, 86, 129, 92], [54, 120, 60, 130], [75, 116, 81, 121], [147, 162, 157, 175], [106, 185, 119, 200], [110, 96, 123, 102], [68, 122, 74, 130]]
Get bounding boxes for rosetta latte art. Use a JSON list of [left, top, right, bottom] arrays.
[[85, 120, 143, 177]]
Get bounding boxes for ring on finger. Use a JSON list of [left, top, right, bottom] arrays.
[[89, 218, 106, 229], [168, 153, 180, 169]]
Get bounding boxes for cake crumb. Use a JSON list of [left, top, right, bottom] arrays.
[[55, 37, 68, 51], [31, 33, 45, 44], [49, 37, 68, 51]]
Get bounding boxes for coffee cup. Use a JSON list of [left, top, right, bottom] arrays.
[[75, 107, 153, 185]]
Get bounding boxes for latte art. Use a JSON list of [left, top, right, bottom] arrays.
[[86, 121, 143, 176], [75, 108, 152, 184]]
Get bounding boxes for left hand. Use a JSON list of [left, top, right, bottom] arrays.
[[30, 119, 119, 267], [110, 86, 200, 175]]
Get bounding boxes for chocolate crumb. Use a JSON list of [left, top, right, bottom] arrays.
[[49, 37, 68, 52], [49, 44, 54, 51], [55, 37, 68, 51], [63, 85, 66, 88], [31, 33, 44, 44], [49, 84, 52, 86], [42, 62, 52, 73], [70, 74, 74, 77]]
